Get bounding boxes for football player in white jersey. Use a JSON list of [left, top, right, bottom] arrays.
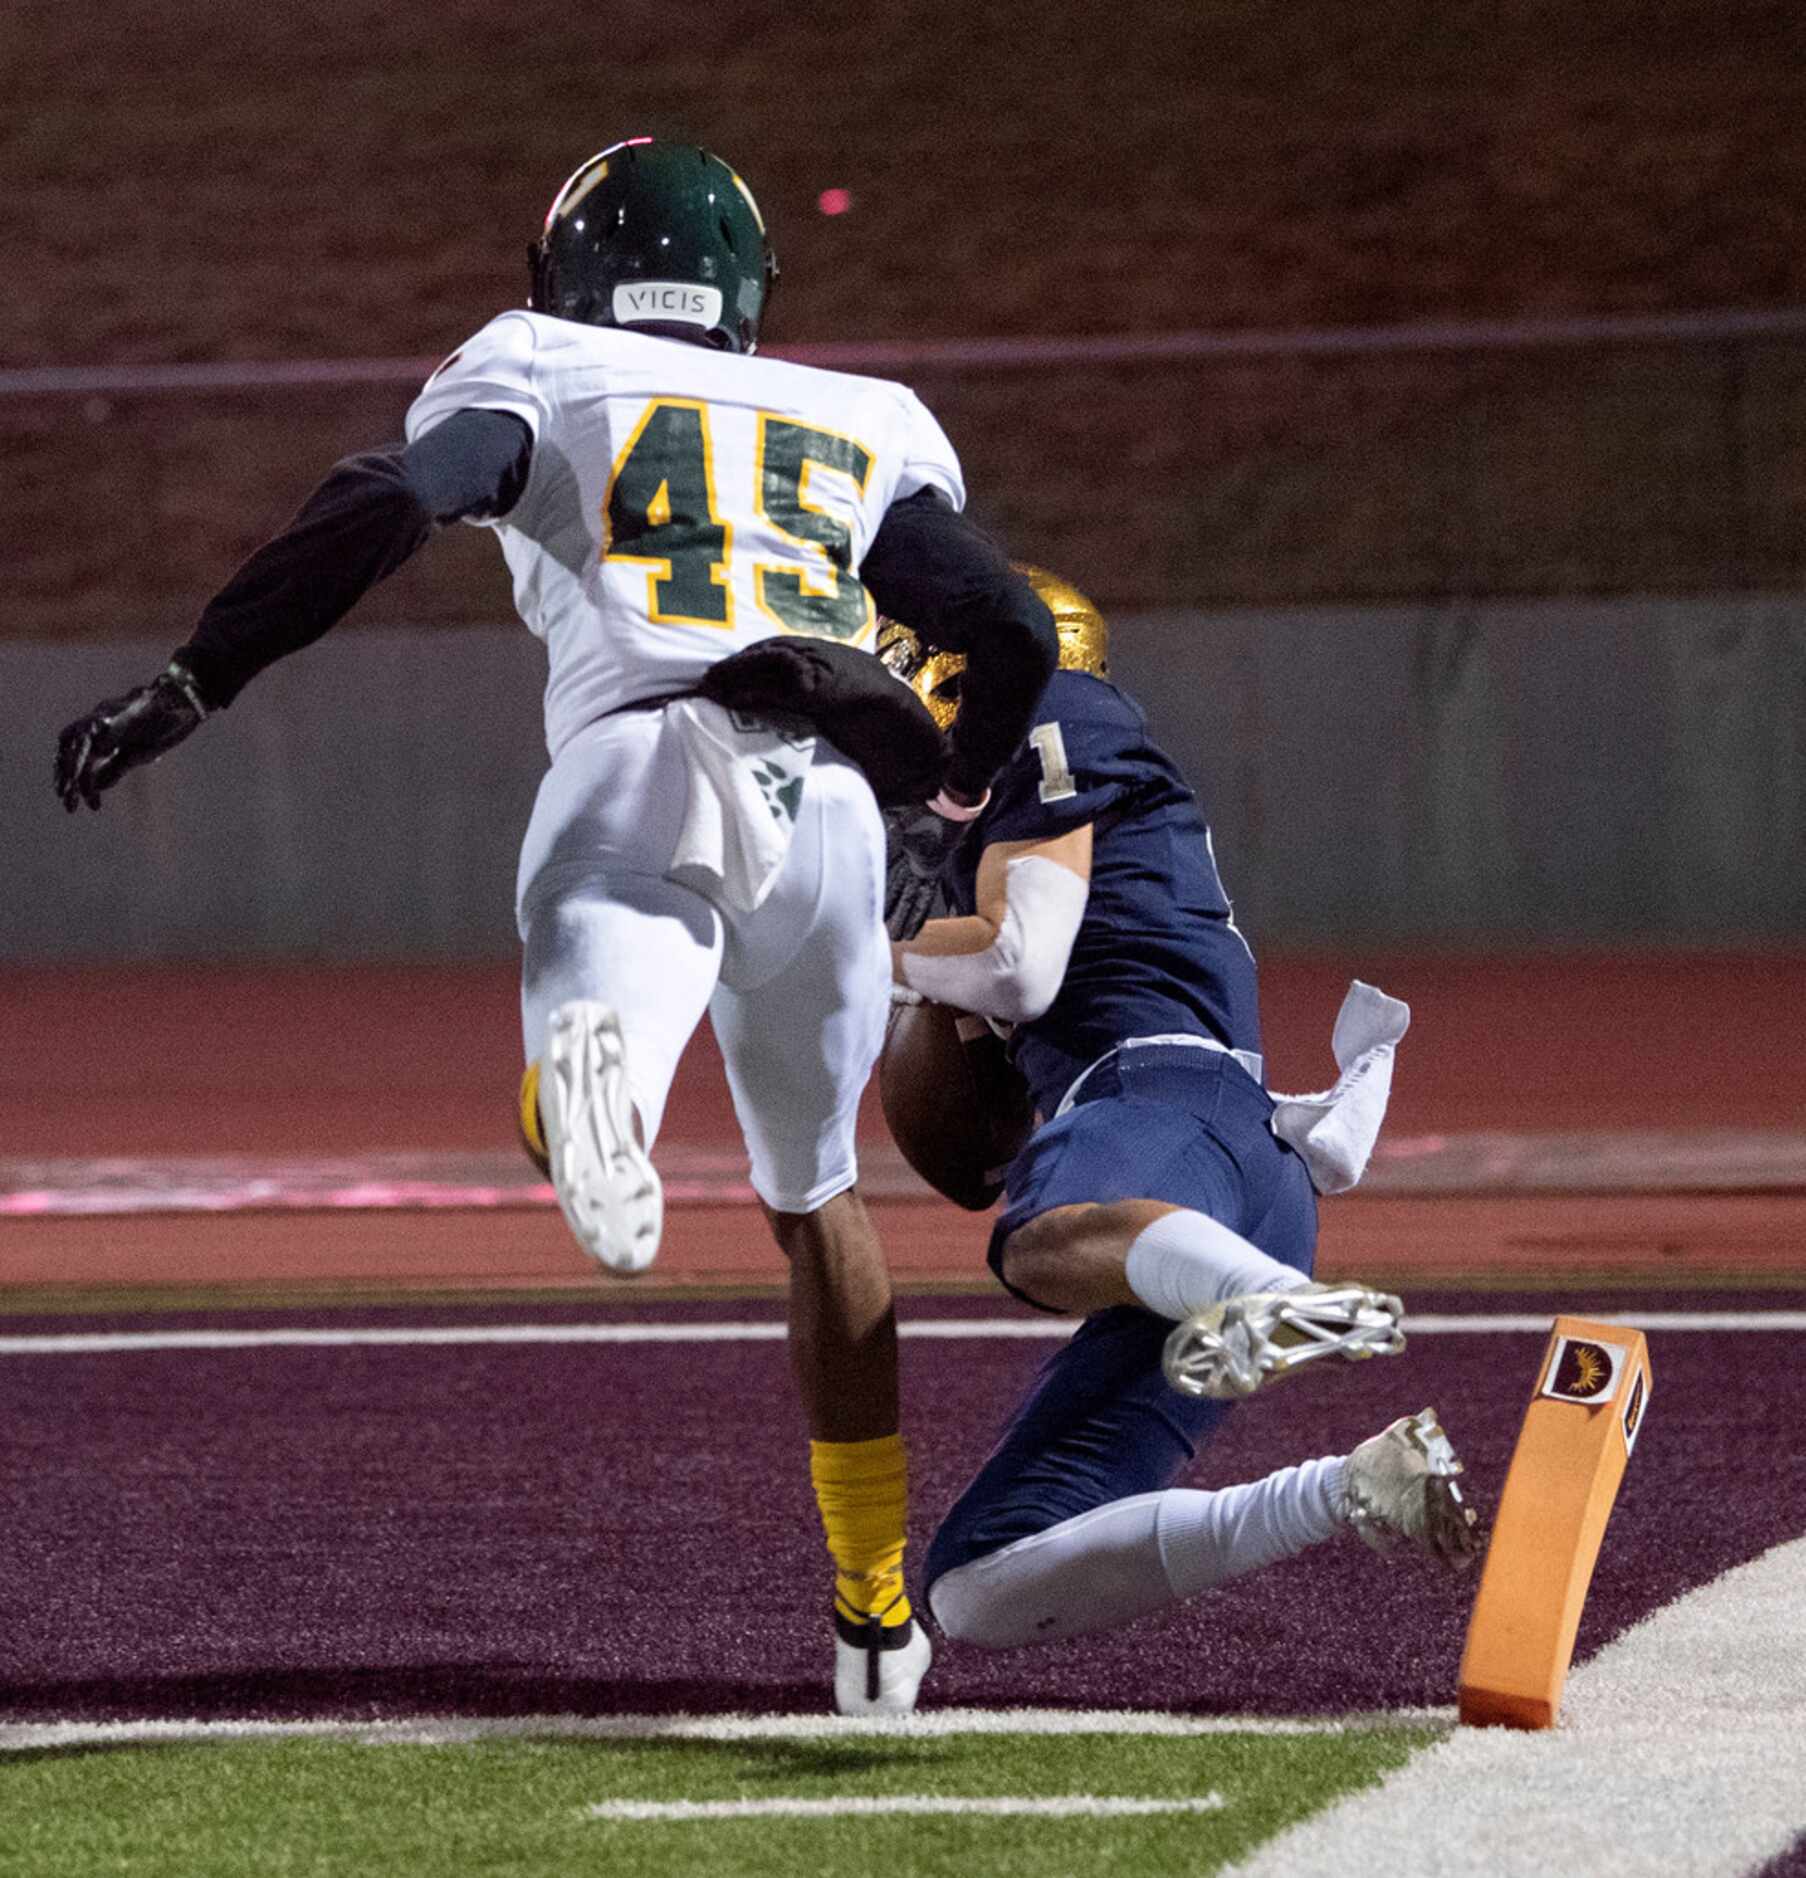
[[55, 138, 1059, 1715]]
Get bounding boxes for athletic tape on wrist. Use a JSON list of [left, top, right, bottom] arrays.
[[928, 787, 990, 822], [898, 854, 1086, 1023]]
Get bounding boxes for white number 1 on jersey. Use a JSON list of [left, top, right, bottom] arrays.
[[1030, 722, 1078, 803]]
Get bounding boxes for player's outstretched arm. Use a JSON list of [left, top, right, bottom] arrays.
[[894, 824, 1093, 1024], [52, 410, 531, 813]]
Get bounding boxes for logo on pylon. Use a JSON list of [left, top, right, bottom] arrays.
[[1540, 1335, 1626, 1406]]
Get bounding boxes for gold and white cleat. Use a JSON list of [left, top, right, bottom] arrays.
[[539, 1001, 662, 1274], [1163, 1280, 1406, 1401], [1343, 1406, 1484, 1569]]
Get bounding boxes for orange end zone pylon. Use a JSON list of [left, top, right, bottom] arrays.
[[1457, 1314, 1652, 1729]]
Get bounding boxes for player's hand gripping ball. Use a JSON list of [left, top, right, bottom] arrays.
[[880, 996, 1037, 1210]]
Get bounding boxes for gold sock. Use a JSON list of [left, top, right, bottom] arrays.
[[518, 1063, 550, 1178], [810, 1433, 913, 1629]]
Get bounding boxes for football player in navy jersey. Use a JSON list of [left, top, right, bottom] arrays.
[[880, 573, 1480, 1652]]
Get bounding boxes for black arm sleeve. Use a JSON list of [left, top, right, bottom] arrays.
[[861, 489, 1059, 800], [175, 409, 533, 709]]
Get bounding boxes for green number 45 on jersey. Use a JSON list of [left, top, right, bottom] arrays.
[[606, 399, 875, 642]]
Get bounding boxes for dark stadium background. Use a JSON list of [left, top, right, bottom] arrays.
[[8, 1, 1806, 959], [8, 0, 1806, 636]]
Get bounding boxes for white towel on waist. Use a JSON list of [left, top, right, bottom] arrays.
[[1268, 979, 1410, 1195], [664, 698, 817, 916]]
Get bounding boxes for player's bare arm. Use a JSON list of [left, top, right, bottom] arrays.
[[54, 409, 530, 811]]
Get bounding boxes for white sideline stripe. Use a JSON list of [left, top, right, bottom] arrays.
[[585, 1793, 1227, 1822], [0, 1322, 989, 1354], [0, 1707, 1450, 1753], [1407, 1310, 1806, 1334], [1222, 1536, 1806, 1878], [0, 1310, 1800, 1356]]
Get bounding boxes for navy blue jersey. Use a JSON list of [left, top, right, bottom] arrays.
[[945, 670, 1261, 1117]]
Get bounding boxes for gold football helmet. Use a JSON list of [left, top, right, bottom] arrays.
[[876, 564, 1108, 731]]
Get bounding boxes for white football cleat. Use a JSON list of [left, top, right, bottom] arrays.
[[1162, 1280, 1406, 1401], [1342, 1406, 1484, 1569], [834, 1608, 933, 1716], [539, 1001, 662, 1274]]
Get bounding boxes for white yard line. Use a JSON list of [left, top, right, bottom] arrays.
[[0, 1707, 1449, 1754], [0, 1310, 1801, 1356], [1223, 1536, 1806, 1878], [584, 1793, 1227, 1821], [1405, 1311, 1806, 1334]]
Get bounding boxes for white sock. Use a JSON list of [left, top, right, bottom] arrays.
[[1122, 1209, 1311, 1322], [929, 1458, 1348, 1649], [930, 1493, 1174, 1647], [1156, 1456, 1347, 1599]]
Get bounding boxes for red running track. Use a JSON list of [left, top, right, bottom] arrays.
[[2, 953, 1802, 1298]]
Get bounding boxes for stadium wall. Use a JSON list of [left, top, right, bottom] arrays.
[[9, 601, 1803, 960], [10, 328, 1804, 635]]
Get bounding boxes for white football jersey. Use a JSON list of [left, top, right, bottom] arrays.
[[405, 311, 965, 759]]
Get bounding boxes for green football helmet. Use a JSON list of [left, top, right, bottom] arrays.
[[527, 138, 778, 354]]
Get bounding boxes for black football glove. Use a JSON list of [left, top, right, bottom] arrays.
[[883, 803, 970, 940], [55, 660, 208, 813]]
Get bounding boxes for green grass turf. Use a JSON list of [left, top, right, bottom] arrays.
[[0, 1724, 1444, 1877]]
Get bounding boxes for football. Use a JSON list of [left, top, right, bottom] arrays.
[[880, 997, 1037, 1210]]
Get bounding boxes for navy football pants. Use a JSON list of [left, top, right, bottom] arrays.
[[923, 1045, 1318, 1596]]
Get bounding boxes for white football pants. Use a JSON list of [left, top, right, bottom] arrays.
[[515, 709, 890, 1215]]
